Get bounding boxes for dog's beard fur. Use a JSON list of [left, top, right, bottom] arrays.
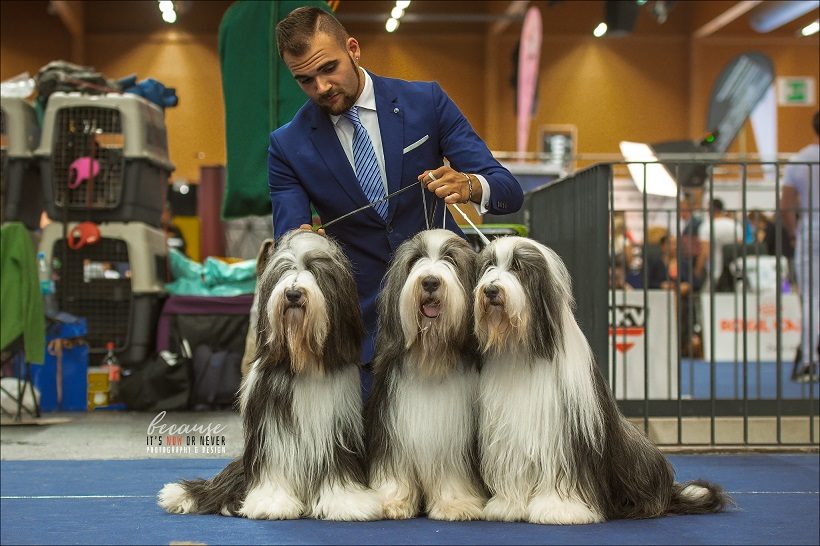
[[390, 230, 476, 377], [473, 236, 730, 524], [266, 270, 329, 375], [475, 239, 569, 360], [474, 269, 530, 355], [398, 262, 467, 376], [158, 230, 382, 521]]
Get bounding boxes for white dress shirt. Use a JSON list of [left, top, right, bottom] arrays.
[[330, 68, 490, 214]]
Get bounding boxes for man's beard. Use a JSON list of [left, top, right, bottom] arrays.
[[317, 57, 361, 116]]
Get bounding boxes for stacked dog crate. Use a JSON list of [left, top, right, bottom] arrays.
[[0, 96, 44, 229], [35, 92, 174, 364]]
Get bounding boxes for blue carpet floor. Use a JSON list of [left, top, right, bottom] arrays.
[[1, 454, 817, 545], [680, 360, 819, 399]]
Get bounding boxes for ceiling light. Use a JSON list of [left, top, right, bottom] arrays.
[[391, 6, 404, 19], [593, 22, 608, 37], [751, 1, 817, 33], [396, 0, 411, 9], [158, 1, 174, 13], [162, 9, 177, 23], [619, 141, 678, 197], [801, 20, 819, 36], [386, 18, 399, 32]]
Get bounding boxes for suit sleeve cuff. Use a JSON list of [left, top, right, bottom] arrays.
[[472, 174, 491, 215]]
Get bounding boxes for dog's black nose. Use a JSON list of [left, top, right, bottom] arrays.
[[422, 276, 440, 293], [484, 284, 500, 299], [286, 289, 302, 303]]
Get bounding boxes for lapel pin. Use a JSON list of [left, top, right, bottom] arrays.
[[393, 107, 400, 114]]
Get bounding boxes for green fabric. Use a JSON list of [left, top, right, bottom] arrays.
[[165, 248, 256, 296], [0, 222, 45, 364], [219, 0, 330, 219]]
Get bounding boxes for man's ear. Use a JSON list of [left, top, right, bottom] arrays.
[[347, 37, 360, 60], [256, 239, 275, 278]]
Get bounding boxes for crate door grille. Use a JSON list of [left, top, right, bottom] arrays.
[[52, 237, 132, 353], [52, 107, 124, 210]]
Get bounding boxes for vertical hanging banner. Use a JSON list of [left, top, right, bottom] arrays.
[[516, 6, 542, 155], [706, 52, 775, 154], [749, 83, 778, 162]]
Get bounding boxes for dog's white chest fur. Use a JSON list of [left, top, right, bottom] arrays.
[[264, 367, 362, 485], [479, 353, 563, 493], [390, 365, 479, 474]]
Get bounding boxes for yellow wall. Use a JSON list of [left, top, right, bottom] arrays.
[[355, 3, 818, 157], [0, 1, 71, 81], [488, 33, 692, 155]]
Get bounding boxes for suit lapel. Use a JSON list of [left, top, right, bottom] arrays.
[[372, 75, 404, 223], [308, 106, 377, 218]]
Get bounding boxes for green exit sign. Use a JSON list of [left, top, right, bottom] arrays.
[[777, 77, 816, 106]]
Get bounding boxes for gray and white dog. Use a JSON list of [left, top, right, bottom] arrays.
[[366, 229, 486, 521], [474, 236, 730, 524], [158, 230, 382, 521]]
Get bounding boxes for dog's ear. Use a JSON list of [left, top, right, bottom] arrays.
[[256, 239, 275, 278]]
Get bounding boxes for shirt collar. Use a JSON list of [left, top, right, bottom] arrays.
[[330, 68, 375, 127]]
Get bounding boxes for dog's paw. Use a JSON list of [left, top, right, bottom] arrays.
[[427, 496, 485, 521], [238, 486, 304, 520], [382, 497, 419, 520], [157, 483, 195, 514], [527, 494, 603, 525], [219, 505, 236, 517], [483, 495, 527, 522], [313, 485, 384, 521]]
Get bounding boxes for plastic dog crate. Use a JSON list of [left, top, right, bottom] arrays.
[[35, 93, 174, 227], [39, 221, 167, 364], [0, 97, 43, 229]]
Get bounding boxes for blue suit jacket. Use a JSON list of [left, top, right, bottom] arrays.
[[268, 73, 523, 363]]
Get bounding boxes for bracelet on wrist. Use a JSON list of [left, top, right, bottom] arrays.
[[462, 172, 473, 204]]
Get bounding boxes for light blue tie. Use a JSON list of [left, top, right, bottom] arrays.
[[341, 106, 388, 220]]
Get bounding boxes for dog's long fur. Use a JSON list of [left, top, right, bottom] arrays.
[[158, 230, 382, 521], [366, 229, 487, 521], [474, 236, 731, 524]]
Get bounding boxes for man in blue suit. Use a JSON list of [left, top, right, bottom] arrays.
[[269, 7, 523, 384]]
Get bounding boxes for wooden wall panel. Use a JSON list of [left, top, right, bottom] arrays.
[[85, 32, 226, 182], [2, 0, 817, 175]]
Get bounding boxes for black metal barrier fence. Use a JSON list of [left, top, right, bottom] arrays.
[[521, 160, 818, 447]]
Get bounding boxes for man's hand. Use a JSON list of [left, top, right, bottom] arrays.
[[299, 224, 326, 236], [418, 166, 481, 205]]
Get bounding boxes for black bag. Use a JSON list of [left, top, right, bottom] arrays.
[[190, 346, 242, 411], [119, 349, 192, 412], [35, 60, 116, 101], [133, 295, 251, 412]]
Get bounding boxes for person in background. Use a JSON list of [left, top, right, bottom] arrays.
[[678, 197, 704, 357], [609, 255, 629, 290], [268, 7, 523, 393], [697, 198, 743, 291], [647, 234, 675, 289], [782, 111, 820, 382]]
